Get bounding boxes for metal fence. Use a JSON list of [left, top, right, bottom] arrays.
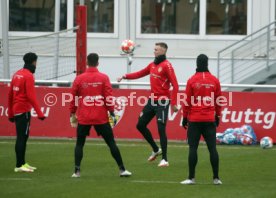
[[1, 79, 276, 91], [0, 27, 78, 80], [218, 21, 276, 84]]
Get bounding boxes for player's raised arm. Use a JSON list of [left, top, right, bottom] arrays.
[[117, 64, 151, 82]]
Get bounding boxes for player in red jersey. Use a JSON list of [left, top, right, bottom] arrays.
[[8, 52, 46, 173], [70, 53, 131, 178], [117, 42, 179, 167], [180, 54, 222, 185]]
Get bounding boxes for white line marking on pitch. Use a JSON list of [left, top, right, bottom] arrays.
[[131, 180, 215, 185], [131, 180, 179, 184], [0, 141, 275, 150], [0, 178, 32, 181]]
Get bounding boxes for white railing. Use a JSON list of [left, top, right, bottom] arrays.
[[1, 79, 276, 89], [217, 21, 276, 84]]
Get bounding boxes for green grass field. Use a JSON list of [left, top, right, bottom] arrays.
[[0, 138, 275, 198]]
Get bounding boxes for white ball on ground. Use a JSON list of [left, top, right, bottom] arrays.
[[260, 136, 273, 149]]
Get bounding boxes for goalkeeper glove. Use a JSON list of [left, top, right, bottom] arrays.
[[110, 111, 118, 126], [70, 113, 78, 128]]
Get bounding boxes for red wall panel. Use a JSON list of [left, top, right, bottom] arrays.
[[1, 85, 275, 142]]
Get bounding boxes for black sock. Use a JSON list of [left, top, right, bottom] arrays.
[[15, 137, 27, 167], [210, 149, 219, 179], [137, 122, 159, 152], [157, 122, 167, 161], [105, 139, 125, 171], [15, 113, 30, 167], [188, 147, 198, 179], [75, 166, 80, 173], [95, 124, 126, 172], [74, 136, 86, 170]]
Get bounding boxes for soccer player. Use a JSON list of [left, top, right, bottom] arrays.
[[70, 53, 132, 178], [117, 42, 179, 167], [180, 54, 222, 185], [8, 52, 46, 173]]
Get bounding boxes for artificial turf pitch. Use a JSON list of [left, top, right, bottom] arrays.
[[0, 138, 275, 198]]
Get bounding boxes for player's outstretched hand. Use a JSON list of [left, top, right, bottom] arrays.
[[117, 75, 125, 82], [117, 77, 122, 82]]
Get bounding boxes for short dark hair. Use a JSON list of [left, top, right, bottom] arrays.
[[87, 53, 99, 67], [155, 42, 168, 50], [23, 52, 38, 65]]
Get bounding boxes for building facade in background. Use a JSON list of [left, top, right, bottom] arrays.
[[0, 0, 275, 82]]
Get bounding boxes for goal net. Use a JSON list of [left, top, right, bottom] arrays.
[[7, 27, 78, 80]]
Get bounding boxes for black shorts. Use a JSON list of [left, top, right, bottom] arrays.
[[77, 123, 113, 137], [14, 112, 31, 137], [187, 122, 217, 147], [139, 99, 170, 125]]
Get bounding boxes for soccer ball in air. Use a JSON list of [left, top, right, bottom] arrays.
[[260, 136, 273, 149], [121, 39, 135, 54]]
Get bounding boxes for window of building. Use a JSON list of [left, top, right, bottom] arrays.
[[139, 0, 248, 38], [141, 0, 200, 34], [206, 0, 247, 35], [9, 0, 67, 32], [74, 0, 115, 33]]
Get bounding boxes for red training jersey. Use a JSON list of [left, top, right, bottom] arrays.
[[8, 68, 44, 118], [182, 71, 222, 122], [125, 60, 179, 105], [70, 67, 114, 125]]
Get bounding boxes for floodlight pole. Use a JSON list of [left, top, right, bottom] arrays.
[[1, 0, 10, 78]]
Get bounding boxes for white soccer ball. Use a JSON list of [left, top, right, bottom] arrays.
[[223, 133, 236, 145], [260, 136, 273, 149], [216, 133, 224, 144], [121, 39, 135, 54]]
